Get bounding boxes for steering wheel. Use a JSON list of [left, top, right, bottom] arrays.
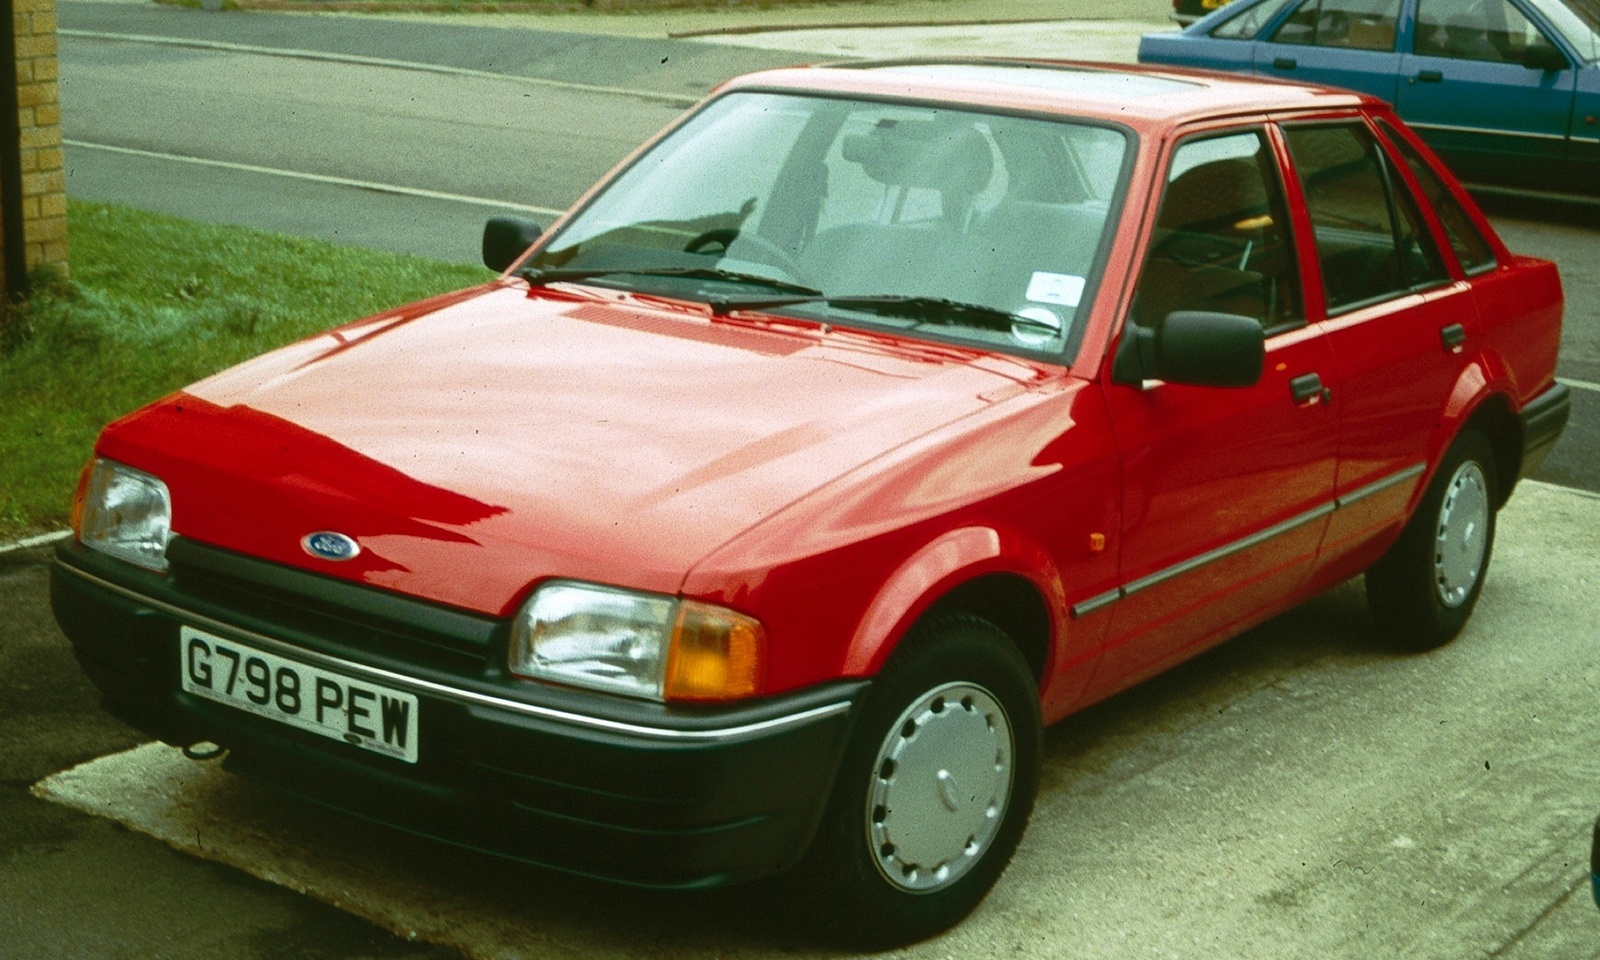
[[683, 228, 803, 279]]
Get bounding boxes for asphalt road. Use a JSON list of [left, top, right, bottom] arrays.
[[9, 4, 1599, 958]]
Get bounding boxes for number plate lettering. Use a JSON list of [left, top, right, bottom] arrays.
[[179, 626, 419, 763]]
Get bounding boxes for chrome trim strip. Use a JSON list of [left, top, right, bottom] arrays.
[[1070, 588, 1123, 619], [1336, 463, 1426, 508], [57, 563, 851, 744], [1066, 461, 1428, 613], [1122, 502, 1335, 597], [1404, 122, 1568, 143]]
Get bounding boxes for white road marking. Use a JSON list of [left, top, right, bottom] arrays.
[[1558, 376, 1600, 394], [61, 29, 701, 107], [65, 139, 567, 218]]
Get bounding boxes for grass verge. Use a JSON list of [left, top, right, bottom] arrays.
[[0, 201, 492, 541]]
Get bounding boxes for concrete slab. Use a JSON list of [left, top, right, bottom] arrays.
[[33, 480, 1600, 958]]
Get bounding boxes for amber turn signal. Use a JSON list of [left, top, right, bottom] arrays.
[[663, 601, 766, 701], [69, 459, 95, 538]]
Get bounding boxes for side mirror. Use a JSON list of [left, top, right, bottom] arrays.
[[1113, 311, 1265, 388], [1521, 41, 1569, 72], [482, 217, 543, 273]]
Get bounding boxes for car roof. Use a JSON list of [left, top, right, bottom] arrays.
[[718, 59, 1373, 132]]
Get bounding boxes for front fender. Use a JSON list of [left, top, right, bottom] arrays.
[[841, 525, 1094, 699]]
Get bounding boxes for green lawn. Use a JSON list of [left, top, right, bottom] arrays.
[[0, 202, 492, 540]]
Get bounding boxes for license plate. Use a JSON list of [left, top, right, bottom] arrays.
[[179, 626, 419, 764]]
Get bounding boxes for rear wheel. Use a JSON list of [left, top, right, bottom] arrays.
[[798, 615, 1040, 948], [1366, 428, 1497, 651]]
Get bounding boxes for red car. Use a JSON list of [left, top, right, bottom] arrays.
[[55, 60, 1568, 946]]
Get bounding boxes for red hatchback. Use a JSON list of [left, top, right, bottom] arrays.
[[54, 60, 1568, 946]]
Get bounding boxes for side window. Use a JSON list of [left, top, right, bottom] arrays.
[[1211, 0, 1300, 37], [1282, 123, 1451, 314], [1376, 119, 1497, 274], [1414, 0, 1552, 61], [1130, 130, 1302, 332], [1271, 0, 1401, 49]]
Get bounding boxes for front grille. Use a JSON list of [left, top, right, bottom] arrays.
[[165, 537, 501, 674]]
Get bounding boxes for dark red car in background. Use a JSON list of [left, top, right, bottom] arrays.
[[54, 60, 1568, 946]]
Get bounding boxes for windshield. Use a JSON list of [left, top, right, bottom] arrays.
[[527, 92, 1131, 358], [1526, 0, 1600, 61]]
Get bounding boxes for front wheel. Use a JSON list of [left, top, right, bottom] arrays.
[[1366, 428, 1498, 651], [797, 615, 1041, 949]]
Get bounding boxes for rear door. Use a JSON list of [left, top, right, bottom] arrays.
[[1254, 0, 1407, 99], [1277, 118, 1475, 577]]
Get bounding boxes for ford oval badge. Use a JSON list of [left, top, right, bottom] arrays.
[[302, 531, 361, 562]]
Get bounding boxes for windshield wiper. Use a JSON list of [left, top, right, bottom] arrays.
[[710, 293, 1060, 337], [519, 265, 821, 297]]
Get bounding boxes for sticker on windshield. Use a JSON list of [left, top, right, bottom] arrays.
[[1026, 272, 1085, 308]]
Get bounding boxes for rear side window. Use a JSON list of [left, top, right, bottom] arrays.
[[1212, 0, 1299, 37], [1376, 119, 1497, 274], [1282, 123, 1451, 313], [1272, 0, 1402, 49], [1130, 129, 1302, 332]]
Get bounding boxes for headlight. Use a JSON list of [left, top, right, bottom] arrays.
[[508, 580, 765, 702], [75, 458, 173, 573]]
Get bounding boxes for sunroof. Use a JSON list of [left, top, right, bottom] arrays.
[[869, 62, 1199, 99]]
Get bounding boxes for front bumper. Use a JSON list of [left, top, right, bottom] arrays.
[[52, 537, 866, 889]]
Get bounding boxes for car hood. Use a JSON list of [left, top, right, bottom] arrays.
[[98, 283, 1051, 616]]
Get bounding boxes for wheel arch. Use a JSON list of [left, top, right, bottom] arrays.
[[1438, 357, 1522, 508], [1460, 392, 1520, 508], [842, 526, 1059, 687]]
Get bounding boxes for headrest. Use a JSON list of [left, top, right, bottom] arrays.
[[842, 121, 993, 196]]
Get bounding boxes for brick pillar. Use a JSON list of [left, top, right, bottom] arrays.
[[9, 0, 65, 279]]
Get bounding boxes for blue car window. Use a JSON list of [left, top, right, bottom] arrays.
[[1282, 124, 1450, 313], [1415, 0, 1551, 61], [1524, 0, 1600, 60], [1211, 0, 1300, 37], [1130, 130, 1304, 333], [1375, 119, 1497, 274], [1272, 0, 1402, 49]]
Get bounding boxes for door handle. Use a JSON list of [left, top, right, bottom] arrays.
[[1417, 70, 1444, 83], [1289, 372, 1331, 405], [1273, 57, 1298, 70], [1440, 323, 1466, 352]]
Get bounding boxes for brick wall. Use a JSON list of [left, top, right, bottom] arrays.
[[12, 0, 66, 275]]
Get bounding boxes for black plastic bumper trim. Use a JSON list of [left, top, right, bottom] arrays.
[[1519, 381, 1570, 480], [55, 559, 852, 744]]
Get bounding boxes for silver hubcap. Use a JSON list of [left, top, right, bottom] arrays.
[[1434, 460, 1489, 608], [866, 682, 1013, 894]]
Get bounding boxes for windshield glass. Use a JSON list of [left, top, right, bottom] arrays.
[[528, 92, 1131, 358], [1526, 0, 1600, 61]]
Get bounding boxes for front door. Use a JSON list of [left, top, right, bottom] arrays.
[[1087, 126, 1340, 702], [1395, 0, 1579, 188]]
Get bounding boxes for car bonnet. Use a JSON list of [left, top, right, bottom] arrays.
[[94, 284, 1052, 616]]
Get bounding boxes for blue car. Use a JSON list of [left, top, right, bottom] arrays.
[[1139, 0, 1600, 194]]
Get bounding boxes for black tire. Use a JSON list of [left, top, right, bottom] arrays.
[[1366, 428, 1498, 651], [797, 614, 1041, 949]]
